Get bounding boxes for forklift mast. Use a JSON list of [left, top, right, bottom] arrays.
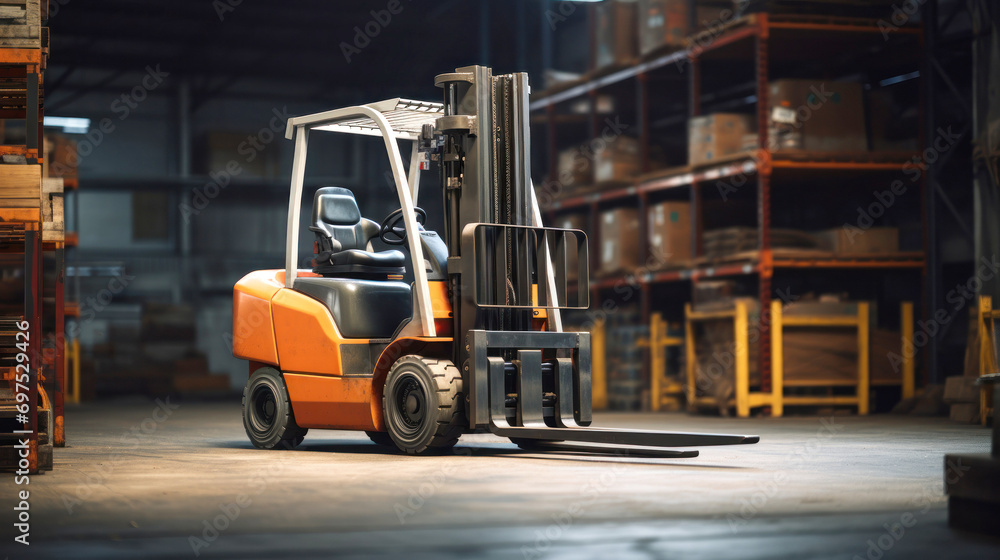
[[430, 66, 596, 433], [437, 67, 537, 360]]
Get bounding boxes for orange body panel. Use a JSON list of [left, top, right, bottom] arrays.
[[233, 271, 478, 431], [428, 280, 454, 336], [271, 288, 346, 376], [283, 373, 377, 430], [232, 270, 284, 365], [232, 291, 279, 365]]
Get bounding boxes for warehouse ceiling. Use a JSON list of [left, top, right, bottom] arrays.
[[47, 0, 533, 107]]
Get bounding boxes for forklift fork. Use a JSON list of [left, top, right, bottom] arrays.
[[469, 330, 759, 458]]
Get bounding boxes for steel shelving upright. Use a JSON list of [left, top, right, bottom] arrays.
[[532, 9, 926, 415]]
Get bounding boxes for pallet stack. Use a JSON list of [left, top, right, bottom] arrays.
[[0, 0, 56, 473]]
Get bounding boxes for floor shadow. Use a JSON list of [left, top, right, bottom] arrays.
[[211, 438, 753, 468]]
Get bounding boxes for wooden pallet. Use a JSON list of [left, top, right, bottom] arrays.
[[40, 176, 62, 242], [0, 163, 39, 207], [0, 0, 43, 50]]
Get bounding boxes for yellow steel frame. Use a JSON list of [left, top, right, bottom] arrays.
[[591, 318, 608, 410], [978, 296, 999, 425], [685, 300, 780, 417], [685, 300, 915, 418], [63, 338, 81, 404], [639, 313, 684, 411], [774, 301, 870, 415]]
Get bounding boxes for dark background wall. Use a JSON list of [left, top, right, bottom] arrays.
[[47, 0, 580, 389]]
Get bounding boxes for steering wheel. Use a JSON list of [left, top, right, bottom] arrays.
[[379, 207, 426, 245]]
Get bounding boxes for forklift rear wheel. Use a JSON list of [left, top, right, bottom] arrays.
[[383, 356, 463, 455], [242, 368, 308, 450]]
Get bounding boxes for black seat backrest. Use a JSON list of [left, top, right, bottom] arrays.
[[310, 187, 379, 253]]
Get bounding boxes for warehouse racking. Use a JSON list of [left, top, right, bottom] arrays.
[[0, 0, 62, 471], [532, 8, 925, 414]]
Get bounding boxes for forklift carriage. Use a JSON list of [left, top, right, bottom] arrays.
[[232, 66, 758, 456]]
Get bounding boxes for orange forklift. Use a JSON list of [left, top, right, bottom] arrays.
[[232, 66, 758, 456]]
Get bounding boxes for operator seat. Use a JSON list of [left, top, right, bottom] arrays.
[[309, 187, 406, 278]]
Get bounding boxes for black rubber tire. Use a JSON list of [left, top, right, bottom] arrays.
[[242, 368, 307, 450], [365, 431, 395, 446], [382, 355, 464, 455]]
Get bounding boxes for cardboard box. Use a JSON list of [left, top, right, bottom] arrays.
[[819, 227, 899, 254], [594, 136, 641, 182], [949, 403, 979, 424], [944, 376, 979, 404], [557, 147, 593, 187], [557, 214, 589, 281], [768, 79, 866, 152], [688, 113, 754, 166], [598, 207, 640, 275], [594, 0, 638, 70], [638, 1, 725, 55], [638, 0, 688, 54], [648, 201, 691, 266], [47, 135, 78, 179]]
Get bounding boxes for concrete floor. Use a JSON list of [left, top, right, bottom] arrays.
[[4, 399, 1000, 559]]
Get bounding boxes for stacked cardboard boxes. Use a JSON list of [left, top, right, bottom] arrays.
[[817, 227, 899, 254], [557, 214, 589, 282], [688, 113, 755, 166], [594, 136, 642, 182], [593, 0, 639, 70], [767, 79, 866, 152], [598, 207, 640, 276], [647, 201, 691, 266], [637, 0, 689, 55], [638, 1, 732, 56], [557, 147, 593, 188]]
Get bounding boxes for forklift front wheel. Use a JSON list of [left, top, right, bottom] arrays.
[[383, 356, 463, 455], [242, 368, 308, 450]]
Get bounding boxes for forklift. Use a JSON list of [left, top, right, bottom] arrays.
[[232, 66, 758, 456]]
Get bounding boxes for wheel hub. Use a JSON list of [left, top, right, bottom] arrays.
[[250, 385, 277, 435], [405, 393, 420, 415], [394, 376, 426, 431]]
